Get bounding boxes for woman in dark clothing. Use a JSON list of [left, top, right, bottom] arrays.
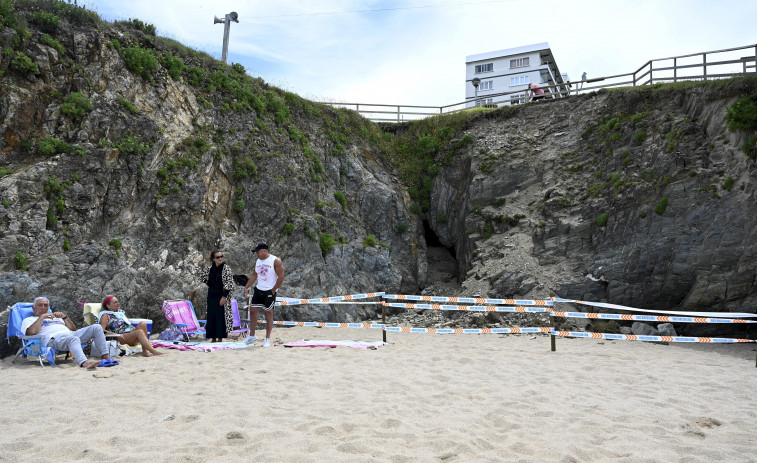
[[199, 250, 235, 342]]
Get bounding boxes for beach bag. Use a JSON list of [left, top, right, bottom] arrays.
[[233, 274, 249, 287], [106, 340, 121, 357], [158, 324, 185, 341], [89, 339, 121, 357]]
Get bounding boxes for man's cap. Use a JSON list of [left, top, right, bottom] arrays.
[[253, 242, 269, 252]]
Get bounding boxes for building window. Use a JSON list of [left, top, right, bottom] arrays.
[[509, 57, 529, 68], [509, 75, 530, 86], [479, 80, 493, 91], [475, 63, 493, 73], [510, 93, 525, 105], [475, 98, 494, 107]]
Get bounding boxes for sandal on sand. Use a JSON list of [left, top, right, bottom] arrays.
[[98, 359, 119, 367]]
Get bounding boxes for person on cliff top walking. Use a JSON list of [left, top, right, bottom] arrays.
[[529, 83, 545, 101], [242, 243, 285, 348]]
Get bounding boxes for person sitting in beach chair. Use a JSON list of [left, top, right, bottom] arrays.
[[9, 301, 68, 366], [100, 295, 165, 357], [21, 297, 117, 369]]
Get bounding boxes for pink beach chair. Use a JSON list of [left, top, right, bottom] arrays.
[[161, 300, 205, 339]]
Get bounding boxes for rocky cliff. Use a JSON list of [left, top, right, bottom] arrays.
[[1, 2, 756, 356], [425, 81, 757, 336], [0, 2, 425, 354]]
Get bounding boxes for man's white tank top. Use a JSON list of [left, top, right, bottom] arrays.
[[255, 254, 278, 291]]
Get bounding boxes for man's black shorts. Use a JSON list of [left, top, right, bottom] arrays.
[[251, 287, 276, 311]]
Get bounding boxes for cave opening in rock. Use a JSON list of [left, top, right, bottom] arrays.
[[422, 220, 459, 289], [422, 220, 445, 247]]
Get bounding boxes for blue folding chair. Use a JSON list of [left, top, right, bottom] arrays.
[[7, 302, 59, 366]]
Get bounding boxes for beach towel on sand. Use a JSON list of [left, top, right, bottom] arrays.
[[151, 340, 254, 352], [283, 340, 386, 350]]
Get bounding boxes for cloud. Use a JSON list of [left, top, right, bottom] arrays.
[[81, 0, 756, 107]]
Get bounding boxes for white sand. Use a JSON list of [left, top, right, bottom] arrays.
[[2, 327, 756, 463]]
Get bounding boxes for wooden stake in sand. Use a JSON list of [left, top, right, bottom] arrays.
[[550, 315, 556, 352], [549, 292, 556, 352], [382, 302, 387, 343]]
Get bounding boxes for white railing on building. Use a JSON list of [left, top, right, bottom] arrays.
[[319, 43, 757, 123]]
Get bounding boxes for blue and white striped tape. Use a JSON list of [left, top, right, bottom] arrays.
[[382, 302, 552, 313], [383, 294, 553, 306]]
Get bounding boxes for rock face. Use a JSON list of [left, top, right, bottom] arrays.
[[0, 8, 424, 357], [428, 82, 757, 336], [1, 5, 756, 359]]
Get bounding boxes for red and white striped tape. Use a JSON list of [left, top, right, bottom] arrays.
[[384, 326, 551, 334], [552, 297, 757, 318], [551, 311, 757, 324], [252, 320, 550, 335], [552, 330, 757, 343], [273, 292, 385, 306]]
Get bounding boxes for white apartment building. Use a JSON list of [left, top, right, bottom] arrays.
[[465, 42, 570, 107]]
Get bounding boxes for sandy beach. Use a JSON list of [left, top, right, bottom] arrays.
[[2, 327, 756, 463]]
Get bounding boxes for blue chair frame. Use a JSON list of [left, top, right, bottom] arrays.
[[7, 302, 59, 366]]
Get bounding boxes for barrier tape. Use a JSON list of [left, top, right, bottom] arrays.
[[274, 301, 379, 305], [257, 320, 385, 329], [552, 297, 757, 318], [382, 302, 552, 313], [552, 330, 757, 343], [249, 318, 756, 342], [383, 294, 554, 306], [384, 326, 551, 334], [551, 311, 757, 324], [253, 319, 550, 335], [275, 292, 385, 306]]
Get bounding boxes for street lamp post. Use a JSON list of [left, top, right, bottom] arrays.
[[471, 77, 481, 107], [214, 11, 239, 64]]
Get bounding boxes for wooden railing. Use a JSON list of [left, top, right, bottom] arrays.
[[320, 43, 757, 123]]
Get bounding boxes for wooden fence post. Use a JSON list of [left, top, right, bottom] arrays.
[[673, 57, 677, 82]]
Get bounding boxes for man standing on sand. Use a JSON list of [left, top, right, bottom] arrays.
[[243, 243, 285, 348], [21, 297, 115, 369]]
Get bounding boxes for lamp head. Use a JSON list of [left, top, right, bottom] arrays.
[[472, 77, 481, 88], [229, 11, 239, 23]]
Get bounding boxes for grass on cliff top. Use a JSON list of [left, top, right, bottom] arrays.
[[13, 0, 101, 26], [384, 112, 475, 213], [381, 105, 520, 213], [608, 75, 757, 94]]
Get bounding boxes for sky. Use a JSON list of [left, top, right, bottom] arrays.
[[78, 0, 756, 107]]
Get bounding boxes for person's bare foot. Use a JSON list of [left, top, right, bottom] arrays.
[[142, 351, 154, 357], [153, 351, 167, 356], [81, 360, 99, 369]]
